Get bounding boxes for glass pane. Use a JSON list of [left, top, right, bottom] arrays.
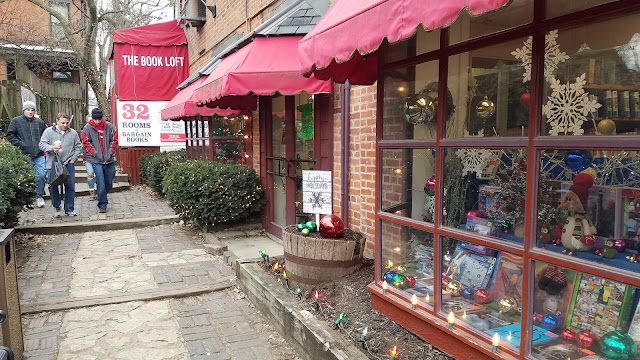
[[537, 149, 640, 274], [531, 262, 639, 360], [447, 39, 530, 138], [382, 28, 441, 65], [210, 114, 249, 165], [441, 237, 523, 353], [295, 91, 315, 221], [540, 14, 640, 136], [449, 0, 532, 44], [271, 96, 286, 227], [380, 148, 435, 222], [382, 61, 440, 140], [442, 148, 527, 244], [546, 0, 617, 19], [380, 220, 435, 308]]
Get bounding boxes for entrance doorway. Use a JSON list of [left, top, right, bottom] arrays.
[[262, 92, 332, 238]]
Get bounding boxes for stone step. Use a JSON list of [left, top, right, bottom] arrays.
[[42, 182, 130, 199], [74, 172, 129, 183]]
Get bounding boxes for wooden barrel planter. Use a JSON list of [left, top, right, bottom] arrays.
[[283, 225, 366, 284]]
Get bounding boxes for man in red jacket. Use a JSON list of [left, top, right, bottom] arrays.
[[81, 108, 118, 213]]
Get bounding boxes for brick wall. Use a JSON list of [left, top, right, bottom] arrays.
[[332, 83, 377, 258]]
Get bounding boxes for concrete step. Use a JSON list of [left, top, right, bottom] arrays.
[[74, 172, 129, 183], [42, 181, 130, 199]]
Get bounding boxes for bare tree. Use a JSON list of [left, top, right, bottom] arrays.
[[19, 0, 171, 116]]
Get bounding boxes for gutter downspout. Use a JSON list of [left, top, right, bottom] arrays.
[[340, 81, 350, 228]]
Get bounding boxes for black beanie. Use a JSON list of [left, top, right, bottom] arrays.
[[91, 108, 104, 120]]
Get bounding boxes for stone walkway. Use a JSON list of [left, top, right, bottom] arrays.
[[18, 188, 175, 226], [15, 193, 301, 360]]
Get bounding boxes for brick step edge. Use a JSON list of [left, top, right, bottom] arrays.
[[43, 182, 130, 199]]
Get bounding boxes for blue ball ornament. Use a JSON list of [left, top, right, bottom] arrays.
[[462, 288, 474, 300], [565, 150, 593, 172], [383, 271, 396, 283], [540, 313, 561, 331]]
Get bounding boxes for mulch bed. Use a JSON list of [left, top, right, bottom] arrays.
[[261, 258, 454, 360]]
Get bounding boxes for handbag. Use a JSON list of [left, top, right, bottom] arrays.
[[49, 152, 70, 186]]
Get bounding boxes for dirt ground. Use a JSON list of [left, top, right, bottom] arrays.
[[262, 258, 455, 360]]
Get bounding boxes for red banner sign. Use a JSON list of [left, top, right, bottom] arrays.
[[114, 43, 188, 101]]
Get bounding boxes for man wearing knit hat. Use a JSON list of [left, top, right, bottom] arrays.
[[81, 108, 118, 213], [7, 100, 47, 207]]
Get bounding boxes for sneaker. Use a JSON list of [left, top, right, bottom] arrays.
[[98, 208, 107, 213], [66, 211, 78, 217], [89, 189, 97, 201], [36, 197, 45, 208], [53, 208, 63, 218]]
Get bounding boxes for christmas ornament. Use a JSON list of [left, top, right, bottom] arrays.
[[391, 273, 407, 289], [474, 289, 492, 304], [301, 228, 310, 236], [305, 221, 317, 232], [383, 271, 396, 283], [512, 29, 569, 83], [466, 210, 482, 218], [542, 74, 601, 136], [396, 265, 407, 274], [425, 175, 436, 195], [475, 96, 496, 119], [564, 150, 593, 172], [598, 238, 618, 258], [462, 288, 473, 300], [446, 280, 464, 297], [441, 276, 450, 287], [296, 223, 306, 232], [577, 329, 598, 348], [561, 328, 577, 341], [600, 330, 638, 359], [404, 94, 436, 124], [614, 239, 627, 253], [540, 312, 561, 331], [532, 313, 543, 323], [498, 297, 517, 313], [597, 118, 617, 135], [405, 276, 416, 288], [519, 92, 531, 108], [319, 215, 345, 238]]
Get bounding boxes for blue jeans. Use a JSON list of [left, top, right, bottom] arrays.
[[85, 161, 95, 190], [92, 162, 116, 210], [30, 156, 46, 197], [48, 163, 76, 212]]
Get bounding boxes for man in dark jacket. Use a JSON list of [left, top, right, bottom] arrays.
[[81, 108, 118, 213], [6, 101, 47, 207]]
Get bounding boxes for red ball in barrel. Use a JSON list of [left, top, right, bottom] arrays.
[[319, 215, 345, 238]]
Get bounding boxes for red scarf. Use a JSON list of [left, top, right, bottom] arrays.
[[90, 119, 106, 155]]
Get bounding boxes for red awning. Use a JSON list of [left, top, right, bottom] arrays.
[[112, 21, 186, 46], [194, 36, 331, 109], [299, 0, 512, 85], [160, 77, 239, 120]]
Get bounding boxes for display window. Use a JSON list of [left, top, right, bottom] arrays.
[[375, 1, 640, 358]]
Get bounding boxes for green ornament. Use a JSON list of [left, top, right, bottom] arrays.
[[600, 330, 638, 359], [301, 228, 310, 236], [296, 223, 306, 232], [391, 273, 407, 289], [305, 221, 317, 232]]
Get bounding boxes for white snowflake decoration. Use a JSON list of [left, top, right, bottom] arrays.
[[542, 74, 601, 136], [512, 30, 570, 82], [456, 148, 496, 177]]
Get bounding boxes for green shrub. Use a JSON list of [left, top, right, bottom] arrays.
[[140, 150, 186, 195], [0, 143, 36, 228], [163, 160, 265, 225]]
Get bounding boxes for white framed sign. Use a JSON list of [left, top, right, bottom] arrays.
[[117, 100, 185, 147], [302, 170, 332, 215]]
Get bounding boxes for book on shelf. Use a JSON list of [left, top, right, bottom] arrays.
[[605, 90, 613, 118], [622, 91, 631, 118], [565, 274, 636, 338], [612, 90, 619, 118], [634, 92, 640, 118]]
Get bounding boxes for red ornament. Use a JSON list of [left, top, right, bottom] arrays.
[[406, 276, 416, 288], [474, 288, 492, 304], [319, 215, 345, 238], [520, 92, 531, 108], [467, 210, 483, 218], [561, 328, 577, 341], [577, 329, 598, 348]]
